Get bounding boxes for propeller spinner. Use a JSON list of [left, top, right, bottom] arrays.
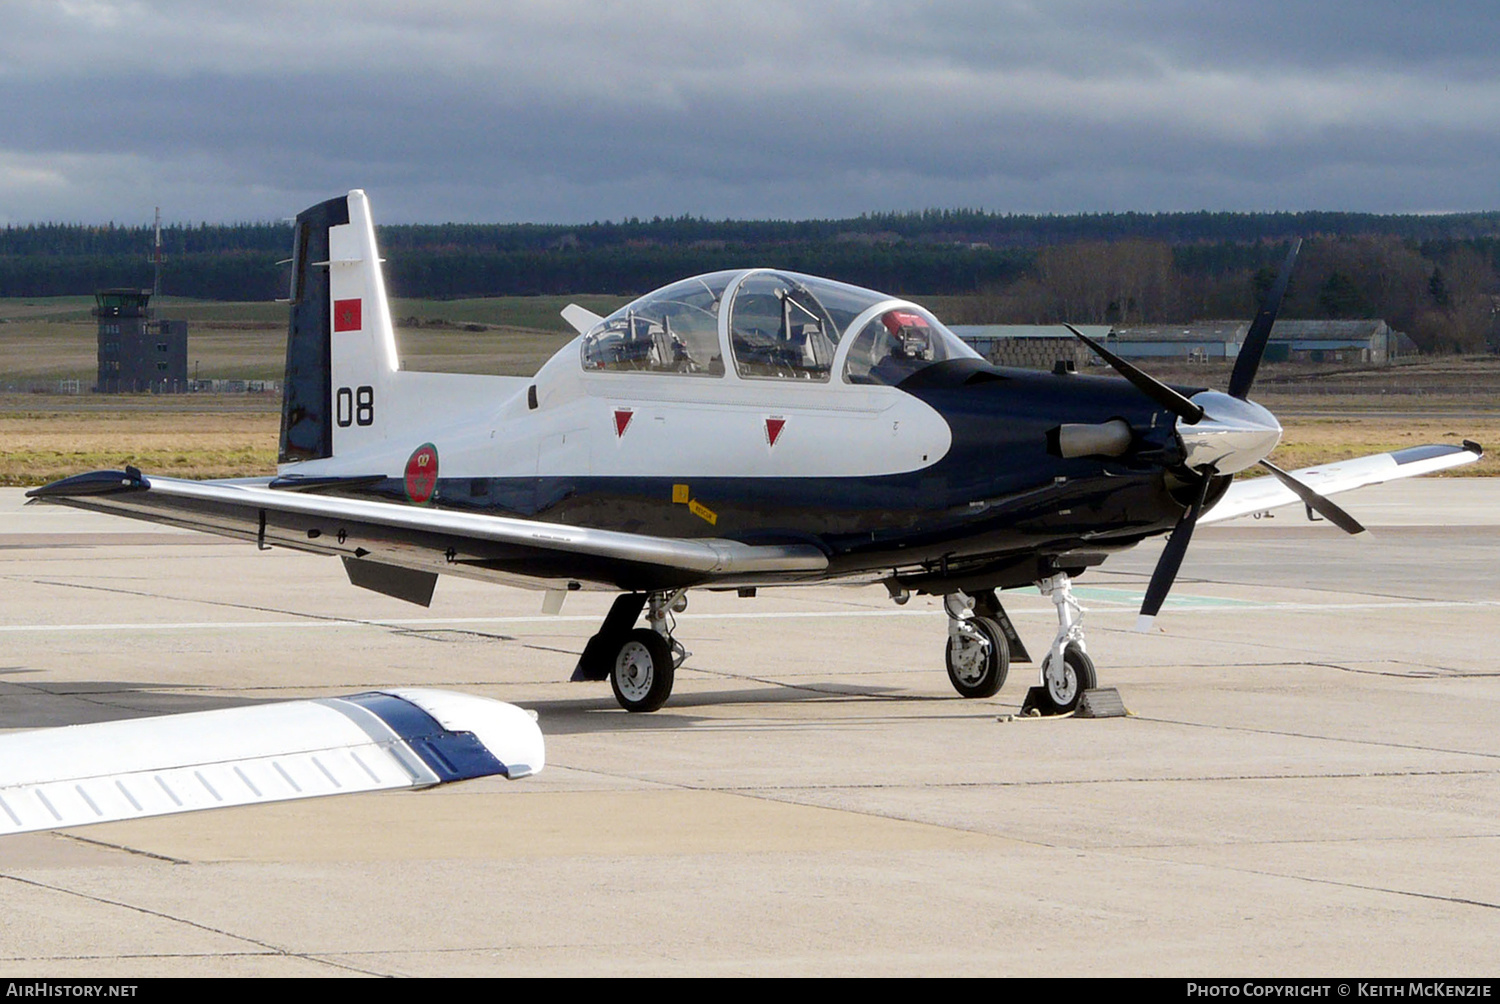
[[1066, 239, 1366, 631]]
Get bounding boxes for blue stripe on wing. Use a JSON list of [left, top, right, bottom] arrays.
[[341, 692, 510, 781]]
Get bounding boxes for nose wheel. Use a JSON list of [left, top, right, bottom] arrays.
[[1042, 643, 1096, 713]]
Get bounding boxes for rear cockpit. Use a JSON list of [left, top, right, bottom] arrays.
[[579, 269, 978, 388], [581, 271, 733, 377]]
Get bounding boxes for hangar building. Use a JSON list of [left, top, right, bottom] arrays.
[[953, 319, 1415, 370]]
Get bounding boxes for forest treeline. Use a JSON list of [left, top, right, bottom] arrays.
[[941, 236, 1500, 353], [2, 210, 1497, 351]]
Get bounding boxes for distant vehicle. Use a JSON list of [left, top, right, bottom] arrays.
[[32, 191, 1482, 713]]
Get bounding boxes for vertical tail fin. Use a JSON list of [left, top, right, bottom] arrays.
[[279, 190, 399, 466]]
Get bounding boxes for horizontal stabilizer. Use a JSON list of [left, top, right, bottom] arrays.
[[561, 303, 604, 335], [0, 689, 543, 835]]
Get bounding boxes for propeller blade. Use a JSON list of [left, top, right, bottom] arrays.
[[1064, 324, 1205, 424], [1257, 459, 1367, 535], [1136, 472, 1214, 632], [1228, 238, 1302, 400]]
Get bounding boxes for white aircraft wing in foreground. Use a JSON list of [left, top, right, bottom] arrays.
[[0, 689, 543, 835]]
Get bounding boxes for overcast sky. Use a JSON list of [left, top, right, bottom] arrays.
[[3, 1, 1498, 225]]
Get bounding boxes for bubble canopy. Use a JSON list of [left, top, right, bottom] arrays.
[[580, 269, 979, 386]]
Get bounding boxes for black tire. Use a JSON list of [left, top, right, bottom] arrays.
[[945, 616, 1009, 698], [1044, 643, 1097, 713], [609, 628, 675, 712]]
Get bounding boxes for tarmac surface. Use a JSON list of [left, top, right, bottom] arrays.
[[0, 479, 1497, 977]]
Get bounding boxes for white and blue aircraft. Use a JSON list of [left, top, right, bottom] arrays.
[[30, 190, 1482, 720]]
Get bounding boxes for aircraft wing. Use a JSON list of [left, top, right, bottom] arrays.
[[0, 689, 543, 835], [1202, 442, 1483, 525], [26, 470, 829, 595]]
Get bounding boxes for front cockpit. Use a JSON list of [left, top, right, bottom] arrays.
[[580, 269, 980, 388]]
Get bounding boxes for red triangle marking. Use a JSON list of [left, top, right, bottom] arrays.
[[765, 417, 785, 447], [614, 409, 633, 437]]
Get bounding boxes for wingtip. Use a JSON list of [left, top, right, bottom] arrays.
[[26, 468, 149, 499]]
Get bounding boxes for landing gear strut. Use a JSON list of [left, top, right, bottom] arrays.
[[1024, 572, 1097, 714], [574, 590, 688, 712]]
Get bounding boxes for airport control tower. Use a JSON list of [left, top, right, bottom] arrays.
[[94, 288, 188, 393]]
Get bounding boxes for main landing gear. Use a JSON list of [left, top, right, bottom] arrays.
[[573, 590, 688, 712], [942, 591, 1010, 698], [940, 575, 1096, 713]]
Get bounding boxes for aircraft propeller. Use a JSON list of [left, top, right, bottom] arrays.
[[1064, 238, 1366, 630]]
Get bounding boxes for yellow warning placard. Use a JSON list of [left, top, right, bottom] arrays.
[[688, 499, 718, 525], [672, 483, 690, 504]]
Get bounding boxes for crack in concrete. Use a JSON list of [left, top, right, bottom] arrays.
[[1132, 712, 1500, 761], [0, 872, 387, 976]]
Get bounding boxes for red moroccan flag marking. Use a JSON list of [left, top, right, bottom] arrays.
[[614, 409, 634, 437], [404, 443, 439, 504], [333, 298, 362, 332], [765, 417, 786, 447]]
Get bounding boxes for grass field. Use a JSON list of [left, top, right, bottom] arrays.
[[0, 297, 1495, 485], [0, 396, 280, 484]]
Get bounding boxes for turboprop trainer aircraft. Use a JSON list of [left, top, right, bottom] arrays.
[[30, 191, 1482, 714]]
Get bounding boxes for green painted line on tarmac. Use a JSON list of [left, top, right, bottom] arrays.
[[1072, 586, 1259, 609]]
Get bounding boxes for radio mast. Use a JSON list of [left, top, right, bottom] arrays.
[[150, 207, 163, 319]]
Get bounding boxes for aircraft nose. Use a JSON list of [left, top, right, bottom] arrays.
[[1176, 390, 1282, 475]]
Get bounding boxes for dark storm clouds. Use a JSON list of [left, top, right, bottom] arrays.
[[2, 1, 1498, 223]]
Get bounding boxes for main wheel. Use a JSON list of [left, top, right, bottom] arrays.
[[610, 628, 675, 712], [1043, 643, 1096, 713], [945, 616, 1009, 698]]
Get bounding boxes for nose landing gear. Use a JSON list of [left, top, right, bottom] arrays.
[[1025, 572, 1097, 715]]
